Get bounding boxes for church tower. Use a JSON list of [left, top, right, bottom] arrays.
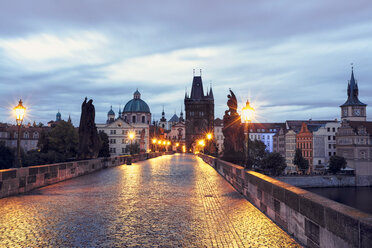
[[184, 70, 214, 150], [340, 68, 367, 121]]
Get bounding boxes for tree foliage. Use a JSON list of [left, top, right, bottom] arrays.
[[0, 141, 15, 169], [260, 152, 287, 176], [293, 148, 309, 174], [248, 139, 267, 168], [24, 121, 78, 166], [328, 155, 347, 174]]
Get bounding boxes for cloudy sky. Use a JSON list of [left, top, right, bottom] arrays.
[[1, 0, 372, 126]]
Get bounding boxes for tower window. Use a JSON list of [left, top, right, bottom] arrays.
[[142, 116, 145, 123], [132, 116, 136, 123]]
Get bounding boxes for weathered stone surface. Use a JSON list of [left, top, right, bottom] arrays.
[[0, 154, 300, 248], [360, 218, 372, 248], [299, 193, 325, 227]]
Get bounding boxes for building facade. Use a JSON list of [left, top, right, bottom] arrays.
[[184, 74, 214, 151], [248, 123, 285, 152], [0, 123, 46, 152], [97, 90, 151, 156], [336, 69, 372, 185], [214, 118, 224, 155]]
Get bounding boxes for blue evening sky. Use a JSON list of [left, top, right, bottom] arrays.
[[0, 0, 372, 126]]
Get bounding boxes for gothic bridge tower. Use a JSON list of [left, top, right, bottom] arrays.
[[184, 70, 214, 151]]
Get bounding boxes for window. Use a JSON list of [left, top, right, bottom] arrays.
[[332, 127, 335, 132], [142, 116, 145, 123], [329, 152, 332, 156], [122, 139, 125, 144], [14, 132, 18, 138], [122, 130, 125, 134], [328, 136, 331, 140], [132, 116, 136, 123], [33, 132, 39, 139], [110, 139, 116, 144], [327, 127, 330, 132], [333, 136, 336, 140], [333, 144, 336, 149], [110, 130, 116, 135], [318, 160, 321, 164], [329, 144, 332, 149], [122, 148, 125, 153], [124, 116, 127, 121]]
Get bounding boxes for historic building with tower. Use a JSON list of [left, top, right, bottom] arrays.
[[97, 90, 151, 156], [184, 71, 214, 151], [336, 68, 372, 185]]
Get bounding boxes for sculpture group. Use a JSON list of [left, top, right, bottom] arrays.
[[222, 90, 245, 164]]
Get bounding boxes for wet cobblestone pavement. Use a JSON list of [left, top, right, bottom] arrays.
[[0, 154, 301, 247]]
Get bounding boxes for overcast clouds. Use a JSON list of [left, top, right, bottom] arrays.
[[1, 0, 372, 125]]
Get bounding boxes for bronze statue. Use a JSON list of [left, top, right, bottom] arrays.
[[78, 97, 100, 159], [222, 90, 245, 164]]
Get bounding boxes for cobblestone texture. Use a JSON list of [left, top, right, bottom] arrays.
[[0, 154, 301, 247]]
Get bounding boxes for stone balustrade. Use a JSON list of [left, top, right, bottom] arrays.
[[0, 152, 172, 199], [198, 153, 372, 248]]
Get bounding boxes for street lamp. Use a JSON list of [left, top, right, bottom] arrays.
[[128, 131, 135, 154], [152, 138, 157, 152], [206, 132, 213, 155], [241, 100, 255, 169], [198, 139, 206, 153], [14, 99, 26, 168]]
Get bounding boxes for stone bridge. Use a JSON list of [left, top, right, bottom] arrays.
[[0, 154, 300, 247]]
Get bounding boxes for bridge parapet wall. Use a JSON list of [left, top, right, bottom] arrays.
[[198, 153, 372, 248], [0, 152, 171, 199]]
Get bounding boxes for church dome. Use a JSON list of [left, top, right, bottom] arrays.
[[123, 90, 150, 113]]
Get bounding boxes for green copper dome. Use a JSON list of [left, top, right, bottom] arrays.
[[123, 90, 150, 113]]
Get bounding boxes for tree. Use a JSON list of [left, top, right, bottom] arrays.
[[328, 155, 347, 174], [48, 120, 78, 158], [33, 121, 78, 164], [98, 132, 110, 157], [248, 139, 267, 168], [0, 141, 15, 169], [293, 148, 309, 174], [260, 152, 287, 176]]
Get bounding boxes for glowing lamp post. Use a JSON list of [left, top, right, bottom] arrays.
[[206, 132, 213, 154], [241, 100, 255, 168], [152, 138, 157, 152], [14, 99, 26, 168], [198, 139, 206, 153], [128, 131, 135, 155]]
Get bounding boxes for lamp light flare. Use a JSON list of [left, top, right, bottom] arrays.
[[128, 131, 135, 140], [206, 133, 213, 140], [241, 100, 255, 123], [14, 99, 26, 125]]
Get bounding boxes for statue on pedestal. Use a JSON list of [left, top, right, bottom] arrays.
[[222, 90, 245, 164], [78, 97, 100, 159]]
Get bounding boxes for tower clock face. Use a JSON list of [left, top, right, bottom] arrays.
[[343, 109, 347, 116], [354, 109, 361, 116]]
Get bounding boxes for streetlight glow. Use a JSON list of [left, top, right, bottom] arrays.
[[206, 133, 213, 140], [14, 99, 26, 126], [152, 138, 157, 144], [241, 100, 255, 123], [128, 131, 135, 140]]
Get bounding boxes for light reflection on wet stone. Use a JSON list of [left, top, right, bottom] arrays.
[[0, 154, 301, 247]]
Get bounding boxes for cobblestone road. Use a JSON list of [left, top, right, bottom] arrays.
[[0, 154, 301, 247]]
